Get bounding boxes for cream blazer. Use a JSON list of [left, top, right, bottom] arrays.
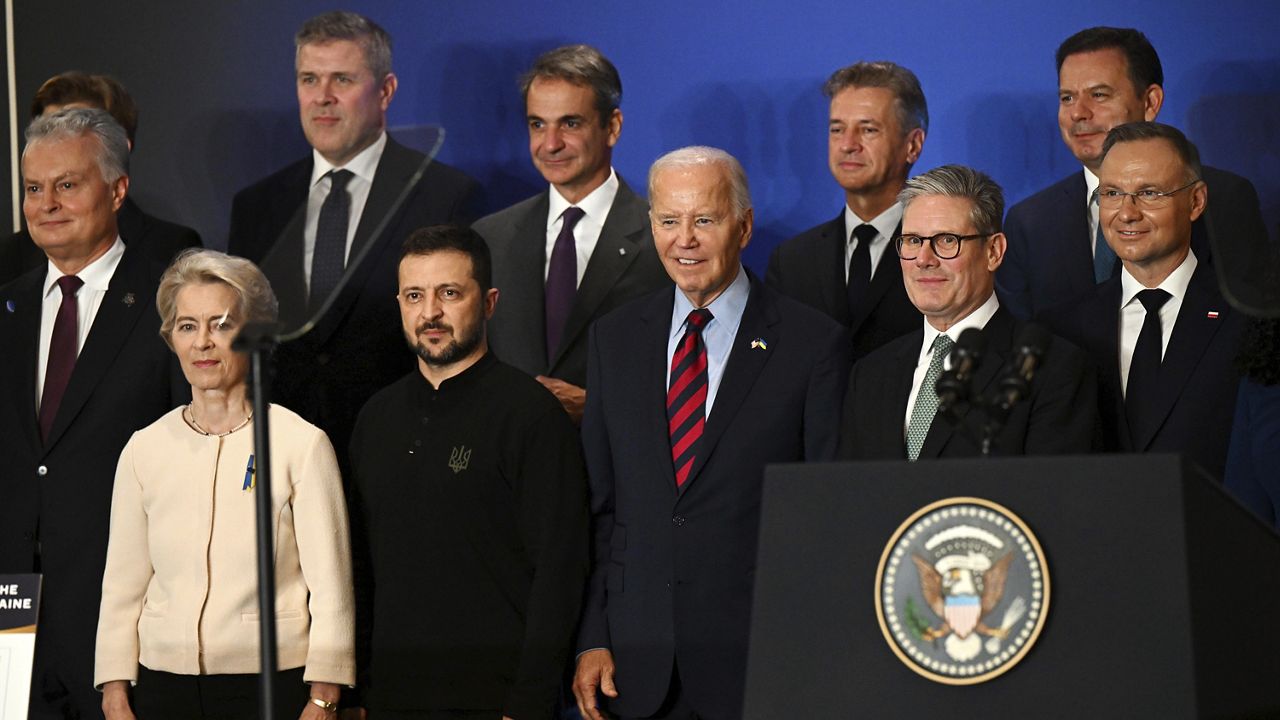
[[94, 404, 355, 687]]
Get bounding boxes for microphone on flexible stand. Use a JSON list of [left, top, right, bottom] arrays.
[[981, 323, 1052, 454], [936, 327, 986, 418]]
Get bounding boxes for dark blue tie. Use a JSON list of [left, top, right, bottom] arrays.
[[544, 206, 586, 363], [1093, 199, 1118, 283], [310, 169, 354, 311]]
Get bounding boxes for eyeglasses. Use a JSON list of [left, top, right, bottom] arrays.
[[894, 233, 990, 260], [1094, 179, 1201, 210]]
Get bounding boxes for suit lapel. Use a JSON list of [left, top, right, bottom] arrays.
[[550, 180, 648, 372], [818, 214, 851, 325], [1090, 279, 1131, 450], [1131, 265, 1229, 450], [849, 219, 903, 333], [1063, 174, 1097, 297], [680, 273, 775, 494], [881, 331, 922, 458], [257, 164, 310, 331], [510, 193, 552, 370], [918, 309, 1012, 458], [44, 248, 153, 450], [2, 272, 45, 454], [640, 290, 680, 498]]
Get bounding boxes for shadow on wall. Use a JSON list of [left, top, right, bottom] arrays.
[[961, 92, 1080, 207], [1185, 59, 1280, 247], [200, 108, 309, 251]]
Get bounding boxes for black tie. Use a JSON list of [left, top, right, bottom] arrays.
[[311, 169, 354, 310], [847, 223, 877, 317], [1125, 288, 1172, 442]]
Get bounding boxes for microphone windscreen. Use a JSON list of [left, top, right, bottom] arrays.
[[956, 327, 987, 356]]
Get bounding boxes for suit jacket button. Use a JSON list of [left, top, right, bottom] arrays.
[[672, 515, 685, 526], [36, 465, 48, 477]]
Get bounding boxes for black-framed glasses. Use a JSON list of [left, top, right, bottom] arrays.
[[1093, 178, 1201, 210], [894, 233, 990, 260]]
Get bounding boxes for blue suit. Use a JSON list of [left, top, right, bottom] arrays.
[[577, 273, 849, 719]]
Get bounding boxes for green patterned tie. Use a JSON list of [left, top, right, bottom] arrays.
[[906, 333, 955, 461]]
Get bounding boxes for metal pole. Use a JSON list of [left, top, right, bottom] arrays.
[[249, 344, 278, 719]]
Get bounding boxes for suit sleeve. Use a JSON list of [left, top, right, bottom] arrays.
[[504, 402, 590, 720], [94, 436, 152, 688], [996, 206, 1034, 321], [1024, 337, 1099, 454], [575, 325, 616, 655], [227, 189, 259, 261], [803, 322, 853, 461]]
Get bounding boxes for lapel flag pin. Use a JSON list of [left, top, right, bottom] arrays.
[[5, 300, 14, 313], [618, 247, 627, 256], [123, 292, 136, 307], [751, 338, 768, 350], [1206, 311, 1219, 319]]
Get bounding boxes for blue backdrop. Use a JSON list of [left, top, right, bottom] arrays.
[[11, 0, 1279, 271]]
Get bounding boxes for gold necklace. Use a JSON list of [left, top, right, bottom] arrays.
[[186, 404, 253, 437]]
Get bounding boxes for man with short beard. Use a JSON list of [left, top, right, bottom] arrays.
[[347, 225, 588, 720]]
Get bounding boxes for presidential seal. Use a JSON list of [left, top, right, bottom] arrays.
[[874, 497, 1049, 685]]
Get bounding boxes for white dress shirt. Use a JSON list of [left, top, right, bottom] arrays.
[[303, 132, 387, 291], [37, 237, 125, 411], [544, 168, 620, 285], [666, 266, 750, 417], [1084, 167, 1102, 258], [903, 293, 1001, 436], [1118, 250, 1197, 397], [844, 202, 903, 282]]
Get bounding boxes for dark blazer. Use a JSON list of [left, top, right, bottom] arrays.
[[1042, 261, 1245, 480], [997, 165, 1267, 320], [766, 213, 918, 360], [838, 306, 1097, 459], [0, 247, 186, 714], [578, 273, 850, 720], [227, 136, 481, 472], [0, 198, 201, 285], [473, 177, 670, 387]]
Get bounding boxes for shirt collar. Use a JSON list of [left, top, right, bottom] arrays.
[[413, 351, 497, 395], [670, 264, 750, 341], [844, 202, 903, 247], [44, 236, 125, 299], [920, 292, 1001, 357], [547, 168, 619, 229], [1120, 249, 1198, 308], [1083, 166, 1101, 206], [311, 131, 387, 188]]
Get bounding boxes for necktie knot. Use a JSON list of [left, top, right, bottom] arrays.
[[56, 275, 84, 298], [852, 223, 878, 245], [561, 206, 586, 233], [686, 308, 713, 332], [1136, 288, 1171, 314], [327, 169, 354, 192], [932, 332, 955, 356]]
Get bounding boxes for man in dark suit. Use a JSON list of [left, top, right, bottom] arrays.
[[998, 26, 1267, 320], [474, 45, 668, 422], [766, 61, 925, 360], [1044, 122, 1246, 481], [228, 11, 480, 469], [573, 147, 849, 720], [0, 72, 200, 286], [0, 108, 184, 719], [839, 165, 1096, 460]]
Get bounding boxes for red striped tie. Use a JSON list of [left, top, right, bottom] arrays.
[[668, 308, 712, 487]]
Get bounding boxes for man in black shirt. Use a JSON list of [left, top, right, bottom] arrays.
[[348, 225, 588, 720]]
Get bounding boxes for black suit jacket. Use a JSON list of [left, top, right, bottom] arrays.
[[838, 306, 1097, 459], [766, 212, 917, 360], [474, 177, 670, 387], [1042, 261, 1245, 480], [0, 198, 201, 285], [0, 246, 186, 704], [227, 136, 481, 471], [998, 165, 1267, 320], [577, 273, 850, 719]]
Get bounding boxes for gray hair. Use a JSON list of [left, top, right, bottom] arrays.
[[24, 107, 129, 183], [520, 44, 622, 125], [824, 61, 929, 134], [898, 164, 1005, 236], [648, 146, 752, 219], [295, 11, 393, 81], [156, 249, 279, 350]]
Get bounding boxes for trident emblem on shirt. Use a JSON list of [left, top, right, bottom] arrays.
[[448, 446, 472, 474]]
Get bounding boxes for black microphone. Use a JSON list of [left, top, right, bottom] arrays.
[[936, 327, 986, 414], [993, 323, 1052, 413]]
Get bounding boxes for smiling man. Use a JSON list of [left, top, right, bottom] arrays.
[[347, 225, 588, 720], [0, 108, 184, 720], [1043, 123, 1246, 480], [228, 11, 480, 474], [573, 147, 848, 720], [997, 26, 1267, 320], [474, 45, 668, 424], [767, 61, 926, 360], [837, 164, 1095, 461]]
